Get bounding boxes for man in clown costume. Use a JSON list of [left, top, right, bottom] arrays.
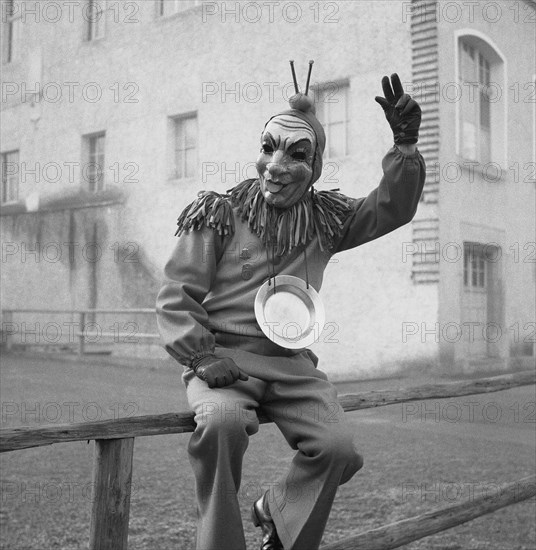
[[156, 66, 425, 550]]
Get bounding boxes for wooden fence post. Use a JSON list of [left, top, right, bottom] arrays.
[[89, 438, 134, 550], [3, 310, 14, 351]]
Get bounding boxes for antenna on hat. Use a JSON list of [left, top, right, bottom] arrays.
[[305, 60, 314, 95], [289, 60, 299, 94], [289, 60, 315, 96], [288, 60, 316, 113]]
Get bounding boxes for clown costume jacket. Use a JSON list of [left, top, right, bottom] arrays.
[[156, 144, 426, 366]]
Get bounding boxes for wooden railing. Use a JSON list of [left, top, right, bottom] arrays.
[[1, 370, 534, 549], [1, 308, 160, 355]]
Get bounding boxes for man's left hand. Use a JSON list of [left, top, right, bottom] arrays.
[[375, 73, 421, 145]]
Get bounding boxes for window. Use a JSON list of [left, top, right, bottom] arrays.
[[157, 0, 201, 17], [313, 83, 349, 159], [84, 133, 106, 192], [456, 33, 506, 167], [171, 114, 197, 179], [2, 0, 21, 63], [86, 0, 106, 41], [1, 151, 20, 204], [463, 243, 486, 289], [459, 41, 491, 163]]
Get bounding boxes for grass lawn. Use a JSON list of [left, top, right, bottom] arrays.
[[1, 354, 535, 549]]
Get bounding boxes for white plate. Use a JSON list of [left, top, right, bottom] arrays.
[[254, 275, 325, 349]]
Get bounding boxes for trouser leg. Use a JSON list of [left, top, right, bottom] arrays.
[[184, 370, 266, 550], [261, 370, 363, 550]]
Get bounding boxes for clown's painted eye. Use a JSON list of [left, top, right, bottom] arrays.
[[261, 144, 274, 154], [291, 151, 307, 161]]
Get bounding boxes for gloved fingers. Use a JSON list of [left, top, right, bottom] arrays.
[[390, 73, 404, 100], [395, 93, 411, 111], [210, 373, 224, 387], [228, 363, 248, 382], [205, 374, 216, 388], [218, 364, 232, 386], [401, 97, 420, 116], [196, 364, 222, 387], [374, 96, 391, 111], [195, 359, 247, 388], [381, 75, 395, 104]]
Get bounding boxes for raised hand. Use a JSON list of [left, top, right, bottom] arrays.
[[192, 355, 249, 388], [375, 73, 421, 145]]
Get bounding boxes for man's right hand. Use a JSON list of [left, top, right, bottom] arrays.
[[192, 355, 249, 388]]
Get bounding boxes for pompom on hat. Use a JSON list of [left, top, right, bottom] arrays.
[[262, 61, 326, 185]]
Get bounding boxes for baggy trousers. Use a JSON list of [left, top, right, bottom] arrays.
[[184, 346, 363, 550]]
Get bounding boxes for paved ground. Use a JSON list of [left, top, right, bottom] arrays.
[[1, 353, 535, 549]]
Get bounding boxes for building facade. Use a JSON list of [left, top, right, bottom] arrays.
[[1, 0, 534, 378]]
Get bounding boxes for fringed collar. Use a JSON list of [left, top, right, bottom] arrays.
[[230, 179, 353, 254], [175, 190, 235, 236], [176, 179, 353, 255]]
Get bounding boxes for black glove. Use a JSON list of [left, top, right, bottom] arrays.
[[375, 73, 421, 145], [191, 355, 249, 388]]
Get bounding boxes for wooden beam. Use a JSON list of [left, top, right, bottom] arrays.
[[336, 369, 536, 412], [321, 475, 536, 550], [89, 438, 134, 550], [78, 312, 85, 356], [2, 308, 156, 314], [1, 370, 534, 453], [0, 412, 197, 453]]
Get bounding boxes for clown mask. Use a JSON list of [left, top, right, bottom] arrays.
[[256, 114, 317, 209]]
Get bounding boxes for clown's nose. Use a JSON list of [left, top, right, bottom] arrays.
[[266, 160, 289, 180]]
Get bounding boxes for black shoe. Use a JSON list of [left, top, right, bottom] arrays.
[[251, 492, 283, 550]]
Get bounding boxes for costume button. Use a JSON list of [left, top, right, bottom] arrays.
[[240, 247, 251, 260], [241, 264, 253, 280]]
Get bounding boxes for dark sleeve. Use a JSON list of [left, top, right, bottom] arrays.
[[155, 227, 224, 367], [333, 145, 426, 253]]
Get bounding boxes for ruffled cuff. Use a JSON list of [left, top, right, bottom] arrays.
[[393, 144, 421, 158], [188, 350, 215, 370], [163, 344, 214, 369]]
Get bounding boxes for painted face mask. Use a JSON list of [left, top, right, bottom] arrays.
[[256, 114, 316, 209], [177, 61, 352, 256], [256, 62, 326, 210]]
